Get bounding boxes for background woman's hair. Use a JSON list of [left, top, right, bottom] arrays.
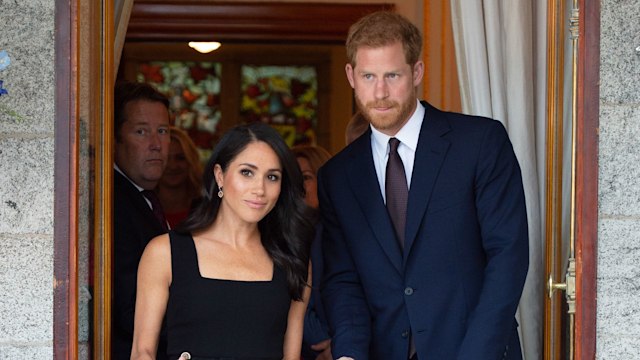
[[168, 126, 203, 199], [179, 123, 313, 300], [290, 145, 332, 175], [344, 111, 370, 145]]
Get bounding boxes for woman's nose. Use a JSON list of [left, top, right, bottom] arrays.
[[252, 178, 266, 195]]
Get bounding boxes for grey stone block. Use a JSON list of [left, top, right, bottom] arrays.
[[599, 0, 640, 103], [596, 335, 640, 360], [0, 345, 53, 359], [598, 104, 640, 216], [0, 234, 53, 342], [0, 137, 55, 234], [0, 0, 55, 133], [597, 219, 640, 349]]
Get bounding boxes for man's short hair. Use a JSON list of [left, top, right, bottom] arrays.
[[346, 11, 422, 68], [114, 81, 170, 142]]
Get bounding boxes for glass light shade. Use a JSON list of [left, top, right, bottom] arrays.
[[188, 41, 222, 54]]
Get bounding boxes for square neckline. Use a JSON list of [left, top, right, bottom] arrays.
[[190, 234, 276, 283]]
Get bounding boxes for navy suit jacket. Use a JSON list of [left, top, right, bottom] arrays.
[[302, 225, 331, 359], [112, 170, 168, 359], [318, 102, 529, 359]]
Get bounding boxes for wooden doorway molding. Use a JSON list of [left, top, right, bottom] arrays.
[[574, 0, 599, 358], [126, 1, 395, 43]]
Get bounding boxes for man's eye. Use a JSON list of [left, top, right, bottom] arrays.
[[158, 128, 169, 135], [135, 129, 147, 135], [363, 74, 373, 80], [303, 175, 314, 181]]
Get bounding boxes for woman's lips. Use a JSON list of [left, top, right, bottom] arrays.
[[245, 200, 267, 209]]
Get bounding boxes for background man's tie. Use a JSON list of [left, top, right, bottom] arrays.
[[141, 190, 169, 231], [385, 137, 408, 247]]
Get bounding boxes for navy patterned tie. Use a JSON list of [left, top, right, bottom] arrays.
[[385, 138, 408, 248], [141, 190, 169, 231]]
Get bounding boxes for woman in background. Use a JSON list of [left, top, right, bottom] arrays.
[[156, 126, 203, 228], [132, 123, 314, 360], [291, 145, 333, 360]]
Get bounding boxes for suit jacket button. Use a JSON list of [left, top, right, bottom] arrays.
[[404, 287, 414, 295], [401, 330, 410, 338]]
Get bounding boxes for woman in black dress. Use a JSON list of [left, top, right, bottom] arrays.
[[132, 123, 314, 360]]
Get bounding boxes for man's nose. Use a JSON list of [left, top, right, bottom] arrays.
[[149, 131, 162, 150], [374, 79, 389, 99]]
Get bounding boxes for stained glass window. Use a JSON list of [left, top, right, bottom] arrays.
[[136, 61, 222, 160], [240, 65, 318, 147]]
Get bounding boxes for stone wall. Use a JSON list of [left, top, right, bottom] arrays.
[[3, 0, 640, 358], [597, 0, 640, 358], [0, 0, 56, 358]]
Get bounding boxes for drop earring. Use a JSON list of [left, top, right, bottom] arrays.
[[217, 186, 223, 198]]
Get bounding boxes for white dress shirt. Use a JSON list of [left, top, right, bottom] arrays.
[[370, 99, 425, 203]]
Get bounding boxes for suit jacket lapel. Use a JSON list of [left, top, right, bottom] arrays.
[[347, 131, 403, 273], [404, 103, 451, 257], [114, 170, 164, 232]]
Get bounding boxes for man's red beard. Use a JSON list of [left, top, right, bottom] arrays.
[[356, 96, 415, 133]]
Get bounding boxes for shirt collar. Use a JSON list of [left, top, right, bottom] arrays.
[[114, 163, 145, 192]]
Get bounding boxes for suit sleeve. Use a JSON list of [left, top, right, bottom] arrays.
[[303, 299, 330, 347], [113, 211, 147, 339], [457, 121, 529, 359], [303, 229, 331, 348], [318, 166, 371, 360]]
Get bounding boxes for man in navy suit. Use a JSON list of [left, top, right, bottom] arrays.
[[112, 81, 171, 359], [318, 11, 529, 360]]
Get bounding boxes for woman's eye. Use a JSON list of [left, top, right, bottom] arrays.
[[240, 169, 253, 177], [303, 175, 314, 181], [267, 174, 280, 182]]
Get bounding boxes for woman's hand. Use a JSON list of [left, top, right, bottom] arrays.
[[311, 339, 332, 360]]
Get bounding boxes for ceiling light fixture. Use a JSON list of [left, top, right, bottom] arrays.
[[188, 41, 222, 54]]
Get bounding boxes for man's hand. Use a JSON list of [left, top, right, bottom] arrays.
[[310, 339, 332, 360]]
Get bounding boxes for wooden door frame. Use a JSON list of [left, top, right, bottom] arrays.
[[53, 1, 600, 358], [575, 0, 599, 358], [53, 0, 79, 358]]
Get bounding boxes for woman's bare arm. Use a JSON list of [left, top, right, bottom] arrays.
[[282, 263, 312, 360], [131, 234, 172, 360]]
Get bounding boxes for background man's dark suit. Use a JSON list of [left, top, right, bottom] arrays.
[[318, 101, 529, 359], [113, 170, 168, 360]]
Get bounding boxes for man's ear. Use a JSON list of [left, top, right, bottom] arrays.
[[345, 63, 356, 88], [412, 61, 425, 87]]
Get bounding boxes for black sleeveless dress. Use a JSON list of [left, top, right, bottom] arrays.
[[165, 231, 291, 360]]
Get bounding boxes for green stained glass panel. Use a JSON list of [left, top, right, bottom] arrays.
[[240, 65, 318, 147]]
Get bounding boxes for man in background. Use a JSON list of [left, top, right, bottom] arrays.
[[318, 11, 529, 359], [112, 81, 171, 359]]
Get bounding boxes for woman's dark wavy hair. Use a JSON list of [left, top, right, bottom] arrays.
[[178, 123, 313, 301]]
